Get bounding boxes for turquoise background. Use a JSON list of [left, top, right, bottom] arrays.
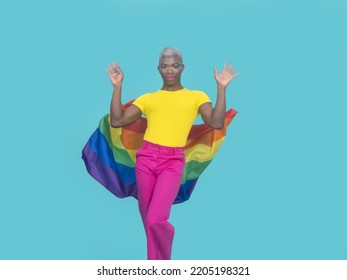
[[0, 0, 346, 260]]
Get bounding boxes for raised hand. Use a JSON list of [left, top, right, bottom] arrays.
[[106, 62, 124, 87], [214, 63, 239, 88]]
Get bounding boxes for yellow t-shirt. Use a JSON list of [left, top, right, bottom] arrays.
[[132, 88, 211, 147]]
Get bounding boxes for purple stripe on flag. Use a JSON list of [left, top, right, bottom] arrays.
[[82, 143, 138, 199]]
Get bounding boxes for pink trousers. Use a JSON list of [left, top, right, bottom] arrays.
[[135, 141, 185, 260]]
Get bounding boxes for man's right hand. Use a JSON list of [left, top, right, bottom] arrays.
[[106, 62, 124, 87]]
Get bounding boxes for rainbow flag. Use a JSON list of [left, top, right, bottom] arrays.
[[82, 101, 237, 204]]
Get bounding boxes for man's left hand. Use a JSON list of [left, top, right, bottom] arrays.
[[214, 63, 239, 88]]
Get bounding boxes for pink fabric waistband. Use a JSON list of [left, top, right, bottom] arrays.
[[142, 140, 184, 152]]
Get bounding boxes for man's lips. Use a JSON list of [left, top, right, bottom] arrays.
[[165, 77, 175, 81]]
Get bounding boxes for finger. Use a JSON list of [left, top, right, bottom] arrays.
[[232, 72, 240, 78], [106, 64, 113, 75], [223, 62, 227, 72], [228, 64, 233, 72], [108, 63, 114, 73], [213, 67, 218, 76], [106, 61, 122, 75], [111, 62, 119, 74], [116, 62, 122, 74], [229, 67, 236, 75]]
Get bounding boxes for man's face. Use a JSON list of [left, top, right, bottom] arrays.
[[158, 55, 184, 86]]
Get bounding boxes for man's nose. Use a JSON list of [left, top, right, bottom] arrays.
[[166, 66, 173, 73]]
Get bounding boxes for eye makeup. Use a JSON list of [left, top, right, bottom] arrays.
[[159, 63, 182, 71]]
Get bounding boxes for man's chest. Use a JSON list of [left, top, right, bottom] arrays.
[[146, 94, 197, 114]]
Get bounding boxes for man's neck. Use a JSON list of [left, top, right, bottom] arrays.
[[161, 84, 184, 91]]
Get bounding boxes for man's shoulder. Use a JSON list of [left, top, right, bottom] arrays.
[[137, 91, 155, 98], [144, 90, 162, 95], [183, 88, 206, 95], [184, 89, 209, 99]]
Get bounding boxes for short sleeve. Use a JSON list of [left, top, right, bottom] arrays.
[[196, 91, 212, 110], [132, 94, 147, 115]]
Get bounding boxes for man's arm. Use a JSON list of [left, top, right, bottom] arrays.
[[199, 63, 239, 130], [106, 62, 142, 128]]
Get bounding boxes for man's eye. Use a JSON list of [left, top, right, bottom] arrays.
[[160, 65, 167, 69]]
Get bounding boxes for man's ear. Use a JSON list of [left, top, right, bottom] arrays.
[[181, 64, 185, 72]]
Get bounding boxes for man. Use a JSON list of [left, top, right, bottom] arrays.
[[105, 47, 239, 260]]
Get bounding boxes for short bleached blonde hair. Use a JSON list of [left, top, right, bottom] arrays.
[[159, 47, 183, 63]]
